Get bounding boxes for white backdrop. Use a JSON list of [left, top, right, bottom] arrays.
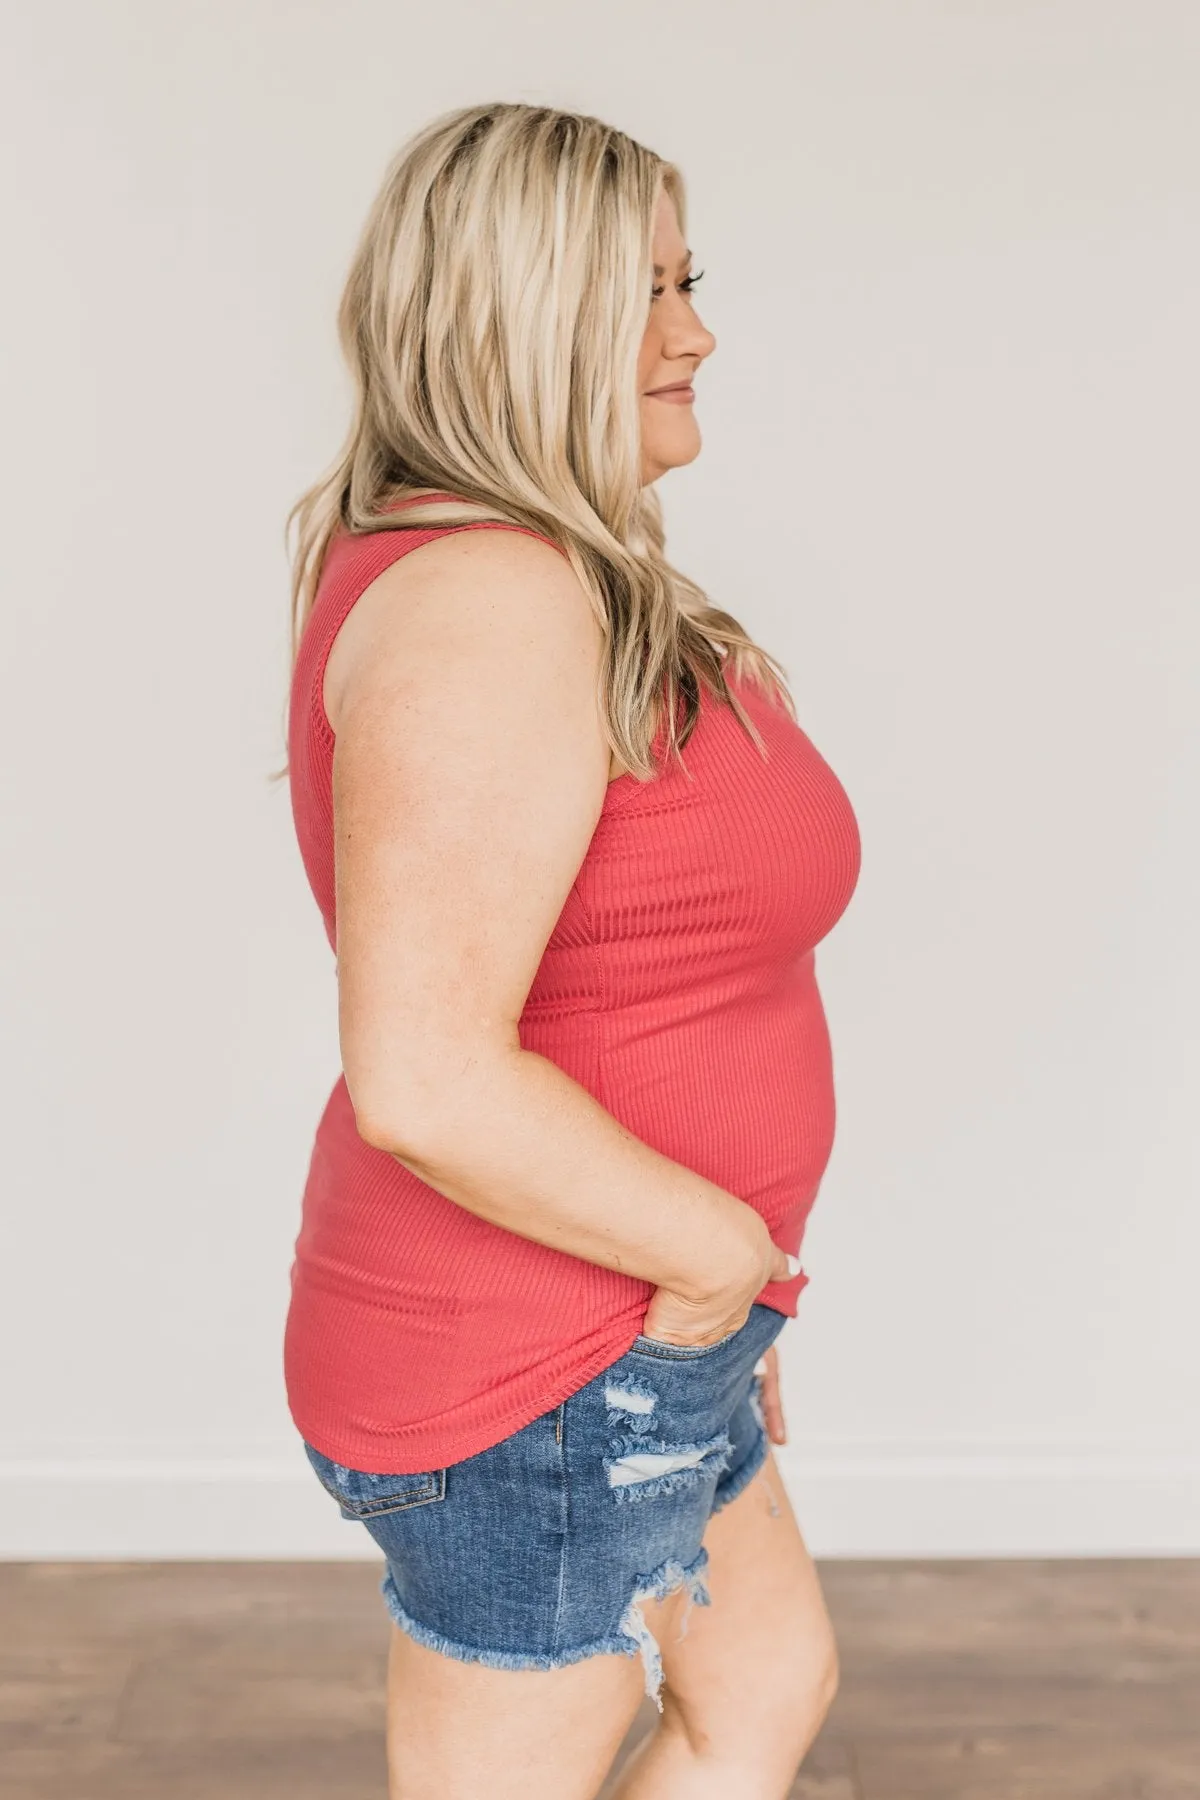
[[2, 0, 1197, 1558]]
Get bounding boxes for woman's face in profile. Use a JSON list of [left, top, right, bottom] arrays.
[[638, 189, 717, 486]]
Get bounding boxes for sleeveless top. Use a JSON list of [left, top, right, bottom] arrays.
[[284, 502, 862, 1473]]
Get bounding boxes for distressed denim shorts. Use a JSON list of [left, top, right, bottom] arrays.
[[302, 1302, 787, 1706]]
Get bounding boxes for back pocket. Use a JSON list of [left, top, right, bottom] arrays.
[[303, 1442, 446, 1520]]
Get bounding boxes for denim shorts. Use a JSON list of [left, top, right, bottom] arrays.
[[302, 1302, 787, 1707]]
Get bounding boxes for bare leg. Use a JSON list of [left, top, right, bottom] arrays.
[[383, 1619, 646, 1800], [607, 1451, 839, 1799]]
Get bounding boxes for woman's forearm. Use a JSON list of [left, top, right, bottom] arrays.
[[356, 1041, 767, 1299]]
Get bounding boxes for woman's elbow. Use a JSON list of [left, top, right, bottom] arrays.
[[346, 1044, 505, 1169], [349, 1079, 446, 1167]]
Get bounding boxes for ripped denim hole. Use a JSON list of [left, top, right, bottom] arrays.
[[604, 1432, 732, 1502], [604, 1382, 657, 1436], [618, 1550, 711, 1710]]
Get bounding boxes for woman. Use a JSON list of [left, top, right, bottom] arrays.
[[281, 102, 861, 1799]]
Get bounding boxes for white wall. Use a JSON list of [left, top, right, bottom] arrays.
[[2, 0, 1196, 1558]]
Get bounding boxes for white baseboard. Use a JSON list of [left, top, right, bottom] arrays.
[[772, 1446, 1200, 1557], [3, 1447, 1198, 1560]]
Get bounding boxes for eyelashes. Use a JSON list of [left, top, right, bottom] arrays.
[[651, 268, 705, 300]]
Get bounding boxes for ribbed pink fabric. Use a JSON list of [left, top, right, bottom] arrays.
[[285, 510, 862, 1473]]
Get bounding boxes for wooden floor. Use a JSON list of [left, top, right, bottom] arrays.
[[2, 1559, 1198, 1798]]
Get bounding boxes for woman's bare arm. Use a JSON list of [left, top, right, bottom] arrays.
[[328, 526, 791, 1337]]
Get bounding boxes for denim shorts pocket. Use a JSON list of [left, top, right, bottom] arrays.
[[628, 1322, 743, 1362], [303, 1442, 447, 1520]]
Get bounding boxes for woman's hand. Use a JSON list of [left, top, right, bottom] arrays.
[[640, 1215, 800, 1348], [756, 1344, 787, 1444]]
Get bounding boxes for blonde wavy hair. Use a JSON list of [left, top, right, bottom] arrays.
[[277, 100, 796, 783]]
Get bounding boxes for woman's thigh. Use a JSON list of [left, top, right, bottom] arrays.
[[620, 1450, 840, 1794], [384, 1624, 645, 1800]]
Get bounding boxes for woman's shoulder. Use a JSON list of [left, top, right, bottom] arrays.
[[319, 514, 600, 742]]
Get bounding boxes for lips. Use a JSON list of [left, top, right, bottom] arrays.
[[645, 382, 695, 402]]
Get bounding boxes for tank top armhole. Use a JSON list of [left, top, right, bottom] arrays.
[[306, 518, 570, 747]]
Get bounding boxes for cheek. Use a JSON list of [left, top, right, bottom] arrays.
[[636, 325, 661, 391]]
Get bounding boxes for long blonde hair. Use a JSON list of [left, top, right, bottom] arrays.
[[277, 101, 796, 783]]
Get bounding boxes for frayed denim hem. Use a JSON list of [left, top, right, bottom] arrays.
[[380, 1549, 711, 1710], [379, 1567, 642, 1675], [617, 1547, 711, 1711]]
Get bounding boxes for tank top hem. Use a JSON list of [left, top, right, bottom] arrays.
[[288, 1286, 802, 1476]]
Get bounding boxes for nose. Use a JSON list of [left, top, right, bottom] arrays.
[[661, 297, 716, 365]]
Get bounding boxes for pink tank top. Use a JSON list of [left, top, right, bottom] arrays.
[[284, 507, 862, 1472]]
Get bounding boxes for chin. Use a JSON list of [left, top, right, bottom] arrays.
[[644, 430, 702, 480]]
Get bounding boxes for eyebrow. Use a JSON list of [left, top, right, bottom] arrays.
[[652, 250, 693, 276]]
